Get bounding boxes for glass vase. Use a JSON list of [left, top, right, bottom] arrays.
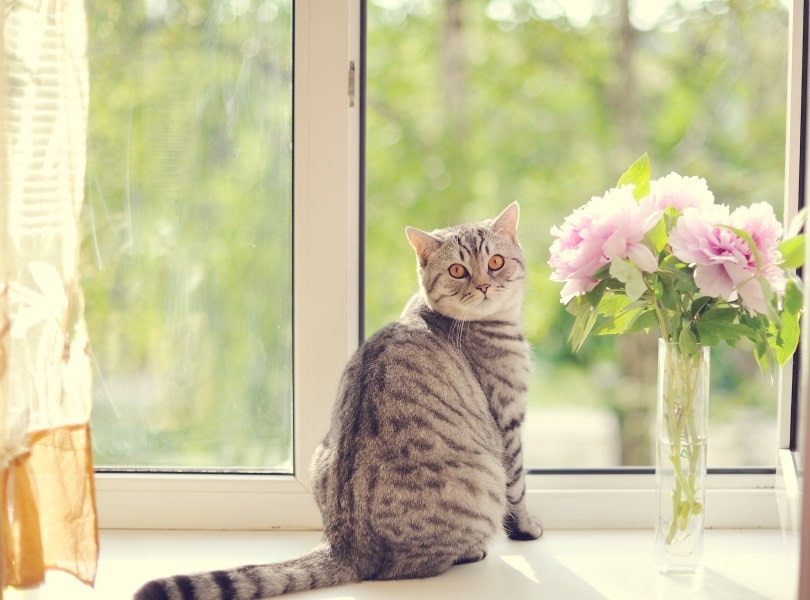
[[655, 339, 709, 574]]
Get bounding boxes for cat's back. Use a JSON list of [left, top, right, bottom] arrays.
[[311, 305, 507, 579], [333, 303, 495, 442]]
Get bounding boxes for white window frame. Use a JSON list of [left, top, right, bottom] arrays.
[[96, 0, 361, 530], [96, 0, 805, 531], [777, 0, 808, 537]]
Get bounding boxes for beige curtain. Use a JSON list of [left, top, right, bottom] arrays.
[[0, 0, 98, 590]]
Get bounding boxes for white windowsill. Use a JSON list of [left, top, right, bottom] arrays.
[[11, 528, 797, 599], [94, 471, 783, 530]]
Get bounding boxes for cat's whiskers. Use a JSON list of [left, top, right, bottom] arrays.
[[449, 313, 468, 348]]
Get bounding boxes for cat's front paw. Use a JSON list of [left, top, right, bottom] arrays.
[[503, 511, 543, 541]]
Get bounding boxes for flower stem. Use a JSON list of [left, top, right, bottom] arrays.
[[645, 275, 671, 342], [659, 341, 707, 546]]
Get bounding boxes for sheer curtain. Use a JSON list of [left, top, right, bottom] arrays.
[[0, 0, 98, 589]]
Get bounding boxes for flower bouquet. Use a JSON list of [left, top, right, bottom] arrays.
[[547, 154, 804, 570]]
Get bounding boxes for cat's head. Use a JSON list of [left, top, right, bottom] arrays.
[[405, 202, 525, 322]]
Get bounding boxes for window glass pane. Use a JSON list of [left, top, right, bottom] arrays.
[[84, 1, 293, 471], [366, 0, 790, 468]]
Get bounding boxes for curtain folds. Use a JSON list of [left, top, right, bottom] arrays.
[[1, 0, 98, 590]]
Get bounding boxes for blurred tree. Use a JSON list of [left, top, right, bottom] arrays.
[[84, 0, 294, 469], [365, 0, 789, 466], [83, 0, 790, 469]]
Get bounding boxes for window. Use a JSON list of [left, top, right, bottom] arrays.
[[91, 0, 806, 530], [365, 0, 795, 470], [91, 1, 360, 528], [85, 1, 294, 472]]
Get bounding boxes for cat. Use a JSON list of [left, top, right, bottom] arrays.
[[134, 201, 542, 600]]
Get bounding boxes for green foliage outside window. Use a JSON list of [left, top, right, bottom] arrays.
[[85, 1, 293, 469], [365, 0, 789, 466], [83, 0, 791, 469]]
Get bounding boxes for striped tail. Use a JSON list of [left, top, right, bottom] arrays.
[[133, 544, 358, 600]]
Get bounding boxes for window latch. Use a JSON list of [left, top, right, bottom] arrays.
[[348, 60, 356, 107]]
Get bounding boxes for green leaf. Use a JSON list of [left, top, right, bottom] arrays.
[[678, 326, 698, 355], [774, 277, 803, 365], [646, 218, 668, 254], [695, 306, 757, 347], [784, 276, 803, 315], [754, 340, 776, 374], [700, 307, 737, 324], [596, 293, 632, 316], [778, 233, 805, 269], [659, 255, 698, 294], [609, 259, 646, 301], [694, 319, 753, 347], [756, 277, 783, 325], [616, 153, 651, 200], [688, 296, 713, 317], [565, 294, 593, 317], [776, 308, 800, 365], [568, 306, 597, 352], [584, 279, 611, 308], [625, 308, 659, 333], [592, 307, 641, 336]]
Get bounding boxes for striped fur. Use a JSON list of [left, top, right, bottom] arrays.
[[134, 202, 542, 600]]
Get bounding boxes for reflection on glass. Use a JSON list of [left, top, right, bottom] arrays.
[[366, 0, 789, 468], [84, 1, 293, 471]]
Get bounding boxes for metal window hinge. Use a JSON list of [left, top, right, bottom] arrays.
[[348, 61, 356, 107]]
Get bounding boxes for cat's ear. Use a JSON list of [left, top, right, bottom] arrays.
[[493, 201, 520, 242], [406, 226, 442, 266]]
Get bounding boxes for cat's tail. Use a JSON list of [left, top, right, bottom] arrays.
[[133, 543, 359, 600]]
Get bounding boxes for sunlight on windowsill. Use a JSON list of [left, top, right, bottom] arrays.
[[9, 528, 798, 600]]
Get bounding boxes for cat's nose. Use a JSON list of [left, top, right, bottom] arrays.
[[476, 282, 490, 295]]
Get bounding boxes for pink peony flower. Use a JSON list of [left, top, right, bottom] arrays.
[[549, 186, 662, 303], [669, 202, 785, 314], [649, 172, 715, 212]]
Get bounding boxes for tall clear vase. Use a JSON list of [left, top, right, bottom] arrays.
[[655, 339, 709, 574]]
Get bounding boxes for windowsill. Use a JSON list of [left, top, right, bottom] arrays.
[[12, 528, 797, 599]]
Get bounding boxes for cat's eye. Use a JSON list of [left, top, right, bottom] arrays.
[[488, 254, 505, 271], [448, 263, 468, 279]]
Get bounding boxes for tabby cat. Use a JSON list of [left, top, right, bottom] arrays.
[[134, 202, 542, 600]]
